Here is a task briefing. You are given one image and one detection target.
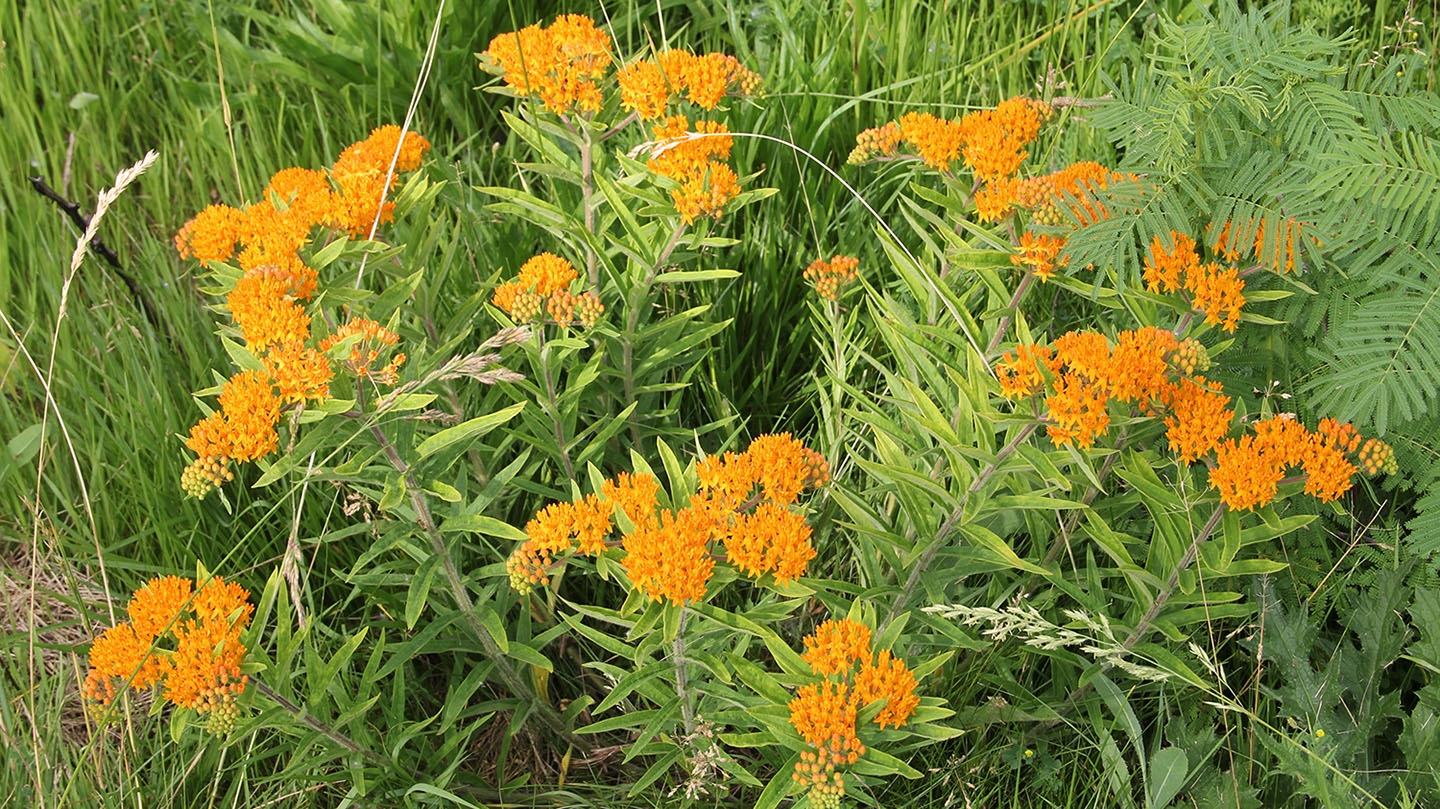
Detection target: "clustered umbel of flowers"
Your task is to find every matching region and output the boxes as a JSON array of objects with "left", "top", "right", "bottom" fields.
[
  {"left": 174, "top": 126, "right": 427, "bottom": 498},
  {"left": 84, "top": 575, "right": 254, "bottom": 736},
  {"left": 491, "top": 252, "right": 605, "bottom": 327},
  {"left": 996, "top": 327, "right": 1394, "bottom": 511},
  {"left": 803, "top": 255, "right": 860, "bottom": 300},
  {"left": 788, "top": 618, "right": 920, "bottom": 809},
  {"left": 506, "top": 434, "right": 830, "bottom": 603},
  {"left": 848, "top": 98, "right": 1135, "bottom": 281},
  {"left": 1143, "top": 231, "right": 1247, "bottom": 333},
  {"left": 479, "top": 15, "right": 762, "bottom": 224}
]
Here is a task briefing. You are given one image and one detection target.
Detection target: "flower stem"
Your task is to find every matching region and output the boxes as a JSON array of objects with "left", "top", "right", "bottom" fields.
[
  {"left": 672, "top": 607, "right": 697, "bottom": 737},
  {"left": 360, "top": 398, "right": 582, "bottom": 749},
  {"left": 537, "top": 332, "right": 577, "bottom": 481},
  {"left": 880, "top": 421, "right": 1039, "bottom": 631}
]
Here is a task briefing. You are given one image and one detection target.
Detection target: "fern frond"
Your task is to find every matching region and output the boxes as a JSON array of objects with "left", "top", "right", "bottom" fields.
[{"left": 1306, "top": 283, "right": 1440, "bottom": 432}]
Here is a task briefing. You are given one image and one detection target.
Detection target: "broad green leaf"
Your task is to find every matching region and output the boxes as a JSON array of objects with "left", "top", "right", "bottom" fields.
[
  {"left": 415, "top": 402, "right": 524, "bottom": 459},
  {"left": 1147, "top": 747, "right": 1189, "bottom": 809}
]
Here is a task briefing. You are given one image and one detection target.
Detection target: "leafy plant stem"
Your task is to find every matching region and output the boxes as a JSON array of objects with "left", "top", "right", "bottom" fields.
[
  {"left": 1029, "top": 503, "right": 1226, "bottom": 741},
  {"left": 580, "top": 124, "right": 599, "bottom": 293},
  {"left": 253, "top": 680, "right": 391, "bottom": 768},
  {"left": 672, "top": 606, "right": 697, "bottom": 738},
  {"left": 621, "top": 225, "right": 683, "bottom": 442},
  {"left": 986, "top": 270, "right": 1036, "bottom": 356},
  {"left": 881, "top": 421, "right": 1040, "bottom": 631},
  {"left": 359, "top": 395, "right": 580, "bottom": 748},
  {"left": 537, "top": 332, "right": 578, "bottom": 481},
  {"left": 1121, "top": 503, "right": 1224, "bottom": 650}
]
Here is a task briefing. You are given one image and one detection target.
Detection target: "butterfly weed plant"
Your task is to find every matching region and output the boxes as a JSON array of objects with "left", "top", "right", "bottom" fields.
[{"left": 67, "top": 2, "right": 1440, "bottom": 806}]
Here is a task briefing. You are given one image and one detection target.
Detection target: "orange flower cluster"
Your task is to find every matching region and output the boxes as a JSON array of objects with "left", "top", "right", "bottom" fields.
[
  {"left": 84, "top": 574, "right": 254, "bottom": 736},
  {"left": 482, "top": 14, "right": 612, "bottom": 114},
  {"left": 1010, "top": 232, "right": 1068, "bottom": 281},
  {"left": 646, "top": 115, "right": 742, "bottom": 224},
  {"left": 1144, "top": 232, "right": 1246, "bottom": 332},
  {"left": 176, "top": 127, "right": 428, "bottom": 498},
  {"left": 789, "top": 618, "right": 920, "bottom": 807},
  {"left": 318, "top": 318, "right": 406, "bottom": 385},
  {"left": 506, "top": 434, "right": 830, "bottom": 603},
  {"left": 803, "top": 255, "right": 860, "bottom": 300},
  {"left": 1209, "top": 416, "right": 1390, "bottom": 510},
  {"left": 491, "top": 252, "right": 605, "bottom": 327},
  {"left": 618, "top": 50, "right": 762, "bottom": 119},
  {"left": 848, "top": 97, "right": 1051, "bottom": 179},
  {"left": 997, "top": 328, "right": 1233, "bottom": 454}
]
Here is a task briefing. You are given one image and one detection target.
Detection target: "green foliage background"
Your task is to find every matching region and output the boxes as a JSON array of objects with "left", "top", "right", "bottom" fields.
[{"left": 3, "top": 0, "right": 1439, "bottom": 807}]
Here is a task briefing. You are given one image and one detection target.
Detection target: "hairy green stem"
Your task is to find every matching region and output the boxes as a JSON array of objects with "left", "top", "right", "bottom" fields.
[
  {"left": 360, "top": 403, "right": 581, "bottom": 748},
  {"left": 581, "top": 125, "right": 598, "bottom": 294},
  {"left": 621, "top": 222, "right": 686, "bottom": 443},
  {"left": 986, "top": 270, "right": 1037, "bottom": 357},
  {"left": 672, "top": 607, "right": 697, "bottom": 737},
  {"left": 881, "top": 421, "right": 1040, "bottom": 631},
  {"left": 537, "top": 333, "right": 577, "bottom": 482},
  {"left": 253, "top": 680, "right": 390, "bottom": 767},
  {"left": 1028, "top": 503, "right": 1226, "bottom": 740}
]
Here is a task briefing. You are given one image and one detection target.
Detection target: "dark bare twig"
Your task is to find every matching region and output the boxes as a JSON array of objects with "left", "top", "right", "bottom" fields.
[{"left": 28, "top": 175, "right": 164, "bottom": 333}]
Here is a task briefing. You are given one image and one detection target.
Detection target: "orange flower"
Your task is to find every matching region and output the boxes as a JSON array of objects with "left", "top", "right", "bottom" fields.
[
  {"left": 1302, "top": 441, "right": 1357, "bottom": 502},
  {"left": 853, "top": 649, "right": 919, "bottom": 729},
  {"left": 897, "top": 112, "right": 964, "bottom": 171},
  {"left": 1210, "top": 435, "right": 1284, "bottom": 511},
  {"left": 996, "top": 343, "right": 1056, "bottom": 399},
  {"left": 617, "top": 59, "right": 672, "bottom": 119},
  {"left": 647, "top": 116, "right": 740, "bottom": 223},
  {"left": 1052, "top": 330, "right": 1112, "bottom": 384},
  {"left": 622, "top": 506, "right": 717, "bottom": 604},
  {"left": 188, "top": 369, "right": 282, "bottom": 464},
  {"left": 482, "top": 14, "right": 612, "bottom": 114},
  {"left": 956, "top": 96, "right": 1051, "bottom": 181},
  {"left": 263, "top": 341, "right": 332, "bottom": 405},
  {"left": 1186, "top": 261, "right": 1245, "bottom": 332},
  {"left": 788, "top": 680, "right": 865, "bottom": 756},
  {"left": 165, "top": 616, "right": 246, "bottom": 711},
  {"left": 1108, "top": 327, "right": 1178, "bottom": 404},
  {"left": 227, "top": 273, "right": 311, "bottom": 351},
  {"left": 801, "top": 619, "right": 873, "bottom": 676},
  {"left": 86, "top": 574, "right": 253, "bottom": 735},
  {"left": 1251, "top": 417, "right": 1312, "bottom": 469},
  {"left": 523, "top": 494, "right": 614, "bottom": 556},
  {"left": 974, "top": 178, "right": 1019, "bottom": 222},
  {"left": 83, "top": 623, "right": 170, "bottom": 705},
  {"left": 803, "top": 255, "right": 860, "bottom": 300},
  {"left": 723, "top": 503, "right": 815, "bottom": 582},
  {"left": 175, "top": 204, "right": 244, "bottom": 262},
  {"left": 1161, "top": 376, "right": 1233, "bottom": 463},
  {"left": 1011, "top": 231, "right": 1067, "bottom": 281},
  {"left": 1144, "top": 232, "right": 1199, "bottom": 294},
  {"left": 1045, "top": 371, "right": 1110, "bottom": 449},
  {"left": 320, "top": 318, "right": 404, "bottom": 383},
  {"left": 127, "top": 576, "right": 193, "bottom": 641},
  {"left": 517, "top": 252, "right": 579, "bottom": 296},
  {"left": 602, "top": 472, "right": 661, "bottom": 532}
]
